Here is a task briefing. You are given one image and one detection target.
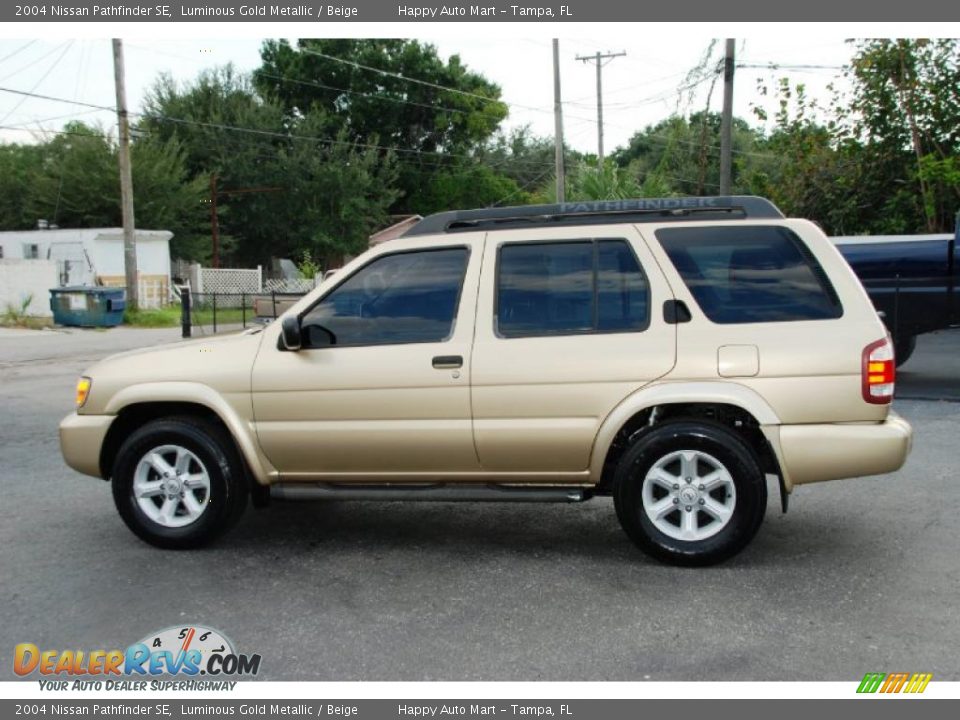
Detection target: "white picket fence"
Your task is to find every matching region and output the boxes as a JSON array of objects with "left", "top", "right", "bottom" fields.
[
  {"left": 263, "top": 277, "right": 318, "bottom": 293},
  {"left": 179, "top": 264, "right": 322, "bottom": 310},
  {"left": 183, "top": 263, "right": 324, "bottom": 296},
  {"left": 187, "top": 264, "right": 262, "bottom": 295}
]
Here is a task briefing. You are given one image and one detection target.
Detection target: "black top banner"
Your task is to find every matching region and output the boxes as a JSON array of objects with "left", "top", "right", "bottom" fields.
[{"left": 4, "top": 0, "right": 960, "bottom": 22}]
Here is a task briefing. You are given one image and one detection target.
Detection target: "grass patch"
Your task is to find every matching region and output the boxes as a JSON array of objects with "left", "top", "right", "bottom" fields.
[
  {"left": 2, "top": 295, "right": 53, "bottom": 329},
  {"left": 3, "top": 294, "right": 35, "bottom": 327},
  {"left": 124, "top": 305, "right": 181, "bottom": 328},
  {"left": 124, "top": 305, "right": 250, "bottom": 329},
  {"left": 0, "top": 316, "right": 53, "bottom": 329},
  {"left": 193, "top": 308, "right": 248, "bottom": 325}
]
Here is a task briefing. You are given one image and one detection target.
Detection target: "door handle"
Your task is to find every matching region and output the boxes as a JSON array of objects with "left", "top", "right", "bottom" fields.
[{"left": 432, "top": 355, "right": 463, "bottom": 369}]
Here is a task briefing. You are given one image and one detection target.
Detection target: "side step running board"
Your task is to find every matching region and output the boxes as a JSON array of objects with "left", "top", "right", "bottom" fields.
[{"left": 270, "top": 483, "right": 590, "bottom": 503}]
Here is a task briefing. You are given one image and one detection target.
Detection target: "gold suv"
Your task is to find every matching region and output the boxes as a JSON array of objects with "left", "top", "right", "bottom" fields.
[{"left": 59, "top": 197, "right": 913, "bottom": 565}]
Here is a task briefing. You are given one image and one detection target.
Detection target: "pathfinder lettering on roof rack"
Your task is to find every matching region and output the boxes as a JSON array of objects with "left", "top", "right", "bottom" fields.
[
  {"left": 559, "top": 197, "right": 724, "bottom": 213},
  {"left": 403, "top": 195, "right": 785, "bottom": 236}
]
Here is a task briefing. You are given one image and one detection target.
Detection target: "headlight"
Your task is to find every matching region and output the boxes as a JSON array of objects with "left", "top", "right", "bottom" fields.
[{"left": 76, "top": 377, "right": 92, "bottom": 408}]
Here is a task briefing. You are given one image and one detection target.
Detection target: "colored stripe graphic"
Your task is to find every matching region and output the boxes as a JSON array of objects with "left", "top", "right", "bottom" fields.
[
  {"left": 904, "top": 673, "right": 933, "bottom": 694},
  {"left": 857, "top": 671, "right": 932, "bottom": 694},
  {"left": 857, "top": 673, "right": 886, "bottom": 693},
  {"left": 881, "top": 672, "right": 910, "bottom": 693}
]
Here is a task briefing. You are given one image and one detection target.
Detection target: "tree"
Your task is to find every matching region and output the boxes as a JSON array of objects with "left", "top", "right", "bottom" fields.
[
  {"left": 0, "top": 142, "right": 44, "bottom": 230},
  {"left": 256, "top": 39, "right": 506, "bottom": 155},
  {"left": 561, "top": 161, "right": 642, "bottom": 201},
  {"left": 613, "top": 112, "right": 765, "bottom": 197},
  {"left": 742, "top": 80, "right": 857, "bottom": 233},
  {"left": 141, "top": 66, "right": 401, "bottom": 265},
  {"left": 255, "top": 39, "right": 508, "bottom": 214},
  {"left": 0, "top": 123, "right": 207, "bottom": 258},
  {"left": 839, "top": 39, "right": 960, "bottom": 232},
  {"left": 406, "top": 161, "right": 529, "bottom": 210},
  {"left": 478, "top": 126, "right": 565, "bottom": 194},
  {"left": 141, "top": 67, "right": 287, "bottom": 262},
  {"left": 745, "top": 40, "right": 960, "bottom": 235}
]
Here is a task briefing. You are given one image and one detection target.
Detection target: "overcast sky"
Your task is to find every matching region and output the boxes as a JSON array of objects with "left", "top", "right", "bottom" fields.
[{"left": 0, "top": 34, "right": 855, "bottom": 154}]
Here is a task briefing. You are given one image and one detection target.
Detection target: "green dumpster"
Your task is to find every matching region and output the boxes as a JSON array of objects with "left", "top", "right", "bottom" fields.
[{"left": 49, "top": 287, "right": 127, "bottom": 327}]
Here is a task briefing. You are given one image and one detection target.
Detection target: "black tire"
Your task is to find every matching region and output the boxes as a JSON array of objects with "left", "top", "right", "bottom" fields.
[
  {"left": 893, "top": 334, "right": 917, "bottom": 368},
  {"left": 613, "top": 420, "right": 766, "bottom": 566},
  {"left": 112, "top": 416, "right": 248, "bottom": 549}
]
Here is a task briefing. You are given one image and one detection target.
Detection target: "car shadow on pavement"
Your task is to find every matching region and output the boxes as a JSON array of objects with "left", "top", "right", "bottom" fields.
[{"left": 213, "top": 495, "right": 887, "bottom": 571}]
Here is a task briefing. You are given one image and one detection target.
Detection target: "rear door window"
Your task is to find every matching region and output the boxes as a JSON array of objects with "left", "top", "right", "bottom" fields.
[
  {"left": 496, "top": 239, "right": 649, "bottom": 337},
  {"left": 655, "top": 226, "right": 842, "bottom": 324}
]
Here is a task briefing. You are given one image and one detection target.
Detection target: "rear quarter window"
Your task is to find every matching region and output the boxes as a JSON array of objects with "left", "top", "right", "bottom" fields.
[{"left": 655, "top": 225, "right": 843, "bottom": 324}]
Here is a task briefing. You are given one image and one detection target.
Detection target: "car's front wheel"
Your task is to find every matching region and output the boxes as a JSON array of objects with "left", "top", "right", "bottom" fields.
[
  {"left": 613, "top": 420, "right": 766, "bottom": 566},
  {"left": 112, "top": 417, "right": 248, "bottom": 549}
]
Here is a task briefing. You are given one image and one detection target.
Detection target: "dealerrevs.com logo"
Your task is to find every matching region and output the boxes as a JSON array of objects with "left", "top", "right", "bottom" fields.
[{"left": 14, "top": 625, "right": 261, "bottom": 689}]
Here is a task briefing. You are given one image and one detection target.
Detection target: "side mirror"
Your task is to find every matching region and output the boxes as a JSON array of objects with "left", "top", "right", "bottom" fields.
[{"left": 280, "top": 315, "right": 302, "bottom": 351}]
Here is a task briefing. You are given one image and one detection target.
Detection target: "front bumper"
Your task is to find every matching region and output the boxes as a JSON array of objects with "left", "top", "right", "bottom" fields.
[
  {"left": 59, "top": 412, "right": 115, "bottom": 479},
  {"left": 777, "top": 411, "right": 913, "bottom": 486}
]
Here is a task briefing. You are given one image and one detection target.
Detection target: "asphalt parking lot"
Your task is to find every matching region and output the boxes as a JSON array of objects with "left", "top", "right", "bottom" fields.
[{"left": 1, "top": 326, "right": 958, "bottom": 681}]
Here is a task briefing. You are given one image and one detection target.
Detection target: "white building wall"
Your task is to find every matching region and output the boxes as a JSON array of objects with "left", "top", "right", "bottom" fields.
[
  {"left": 88, "top": 231, "right": 172, "bottom": 276},
  {"left": 0, "top": 228, "right": 172, "bottom": 277},
  {"left": 0, "top": 259, "right": 58, "bottom": 317}
]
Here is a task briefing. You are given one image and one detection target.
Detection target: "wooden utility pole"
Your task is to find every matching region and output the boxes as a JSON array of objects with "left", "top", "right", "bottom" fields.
[
  {"left": 112, "top": 38, "right": 138, "bottom": 309},
  {"left": 576, "top": 50, "right": 626, "bottom": 164},
  {"left": 552, "top": 39, "right": 565, "bottom": 203},
  {"left": 210, "top": 174, "right": 220, "bottom": 269},
  {"left": 719, "top": 38, "right": 736, "bottom": 196}
]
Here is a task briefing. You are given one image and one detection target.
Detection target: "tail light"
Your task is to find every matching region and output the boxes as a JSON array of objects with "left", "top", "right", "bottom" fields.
[{"left": 862, "top": 338, "right": 895, "bottom": 404}]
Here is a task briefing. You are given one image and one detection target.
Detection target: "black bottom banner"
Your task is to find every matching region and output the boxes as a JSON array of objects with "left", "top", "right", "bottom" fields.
[{"left": 2, "top": 699, "right": 957, "bottom": 720}]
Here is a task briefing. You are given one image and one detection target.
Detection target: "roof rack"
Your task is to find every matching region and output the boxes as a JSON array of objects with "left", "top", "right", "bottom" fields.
[{"left": 402, "top": 196, "right": 784, "bottom": 237}]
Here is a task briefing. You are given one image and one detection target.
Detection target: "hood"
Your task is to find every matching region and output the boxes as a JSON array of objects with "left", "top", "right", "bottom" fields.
[{"left": 79, "top": 329, "right": 266, "bottom": 415}]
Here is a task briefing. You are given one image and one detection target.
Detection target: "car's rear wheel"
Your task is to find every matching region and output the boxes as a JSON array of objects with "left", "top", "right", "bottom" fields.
[
  {"left": 112, "top": 417, "right": 247, "bottom": 549},
  {"left": 613, "top": 420, "right": 766, "bottom": 566}
]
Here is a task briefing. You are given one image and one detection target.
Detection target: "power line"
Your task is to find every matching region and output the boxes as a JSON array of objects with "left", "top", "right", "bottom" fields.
[
  {"left": 0, "top": 42, "right": 74, "bottom": 126},
  {"left": 0, "top": 120, "right": 729, "bottom": 194},
  {"left": 490, "top": 165, "right": 555, "bottom": 207},
  {"left": 128, "top": 42, "right": 446, "bottom": 117},
  {"left": 300, "top": 48, "right": 512, "bottom": 108},
  {"left": 298, "top": 46, "right": 611, "bottom": 128},
  {"left": 254, "top": 70, "right": 474, "bottom": 117},
  {"left": 576, "top": 50, "right": 627, "bottom": 162},
  {"left": 564, "top": 69, "right": 691, "bottom": 103},
  {"left": 0, "top": 41, "right": 72, "bottom": 84},
  {"left": 0, "top": 84, "right": 574, "bottom": 170},
  {"left": 1, "top": 107, "right": 106, "bottom": 128},
  {"left": 0, "top": 86, "right": 112, "bottom": 113},
  {"left": 73, "top": 40, "right": 92, "bottom": 103},
  {"left": 126, "top": 41, "right": 613, "bottom": 134},
  {"left": 124, "top": 41, "right": 613, "bottom": 145},
  {"left": 737, "top": 63, "right": 843, "bottom": 71},
  {"left": 124, "top": 43, "right": 494, "bottom": 122},
  {"left": 0, "top": 73, "right": 779, "bottom": 180},
  {"left": 0, "top": 40, "right": 38, "bottom": 66},
  {"left": 0, "top": 124, "right": 105, "bottom": 138}
]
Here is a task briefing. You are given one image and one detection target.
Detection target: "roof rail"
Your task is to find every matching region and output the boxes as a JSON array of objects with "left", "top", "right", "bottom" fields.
[{"left": 402, "top": 196, "right": 785, "bottom": 237}]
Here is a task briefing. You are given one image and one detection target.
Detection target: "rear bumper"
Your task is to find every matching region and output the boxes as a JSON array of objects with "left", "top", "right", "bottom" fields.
[
  {"left": 777, "top": 411, "right": 912, "bottom": 486},
  {"left": 59, "top": 412, "right": 114, "bottom": 479}
]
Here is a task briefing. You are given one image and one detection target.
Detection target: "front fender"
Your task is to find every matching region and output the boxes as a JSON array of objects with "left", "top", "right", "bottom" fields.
[{"left": 103, "top": 382, "right": 276, "bottom": 485}]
